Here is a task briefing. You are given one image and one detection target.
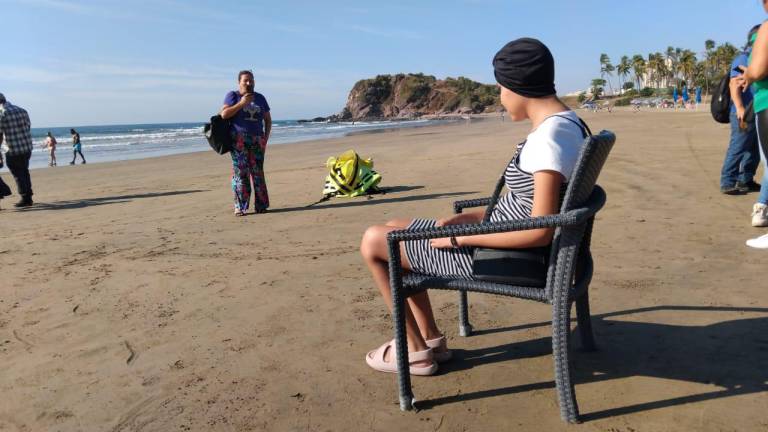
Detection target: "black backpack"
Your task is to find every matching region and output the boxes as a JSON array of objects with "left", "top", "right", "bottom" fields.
[
  {"left": 710, "top": 74, "right": 731, "bottom": 124},
  {"left": 203, "top": 115, "right": 233, "bottom": 155}
]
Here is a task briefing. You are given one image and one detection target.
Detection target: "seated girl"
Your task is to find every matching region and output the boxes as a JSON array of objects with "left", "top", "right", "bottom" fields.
[{"left": 359, "top": 38, "right": 591, "bottom": 375}]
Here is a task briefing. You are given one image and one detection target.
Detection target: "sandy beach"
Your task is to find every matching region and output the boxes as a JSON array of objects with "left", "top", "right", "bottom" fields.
[{"left": 0, "top": 109, "right": 766, "bottom": 431}]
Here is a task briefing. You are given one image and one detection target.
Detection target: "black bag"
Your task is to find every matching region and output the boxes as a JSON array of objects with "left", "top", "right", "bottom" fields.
[
  {"left": 472, "top": 246, "right": 549, "bottom": 287},
  {"left": 710, "top": 74, "right": 731, "bottom": 124},
  {"left": 203, "top": 115, "right": 233, "bottom": 155},
  {"left": 0, "top": 176, "right": 11, "bottom": 198}
]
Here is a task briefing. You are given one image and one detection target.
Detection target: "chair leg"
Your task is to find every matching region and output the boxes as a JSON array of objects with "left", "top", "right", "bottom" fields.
[
  {"left": 575, "top": 293, "right": 597, "bottom": 352},
  {"left": 392, "top": 287, "right": 414, "bottom": 411},
  {"left": 458, "top": 291, "right": 472, "bottom": 336},
  {"left": 552, "top": 300, "right": 580, "bottom": 423}
]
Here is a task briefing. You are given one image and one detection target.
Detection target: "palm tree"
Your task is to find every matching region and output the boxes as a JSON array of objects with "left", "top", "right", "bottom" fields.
[
  {"left": 590, "top": 78, "right": 607, "bottom": 99},
  {"left": 704, "top": 39, "right": 716, "bottom": 94},
  {"left": 713, "top": 43, "right": 739, "bottom": 77},
  {"left": 648, "top": 53, "right": 667, "bottom": 89},
  {"left": 632, "top": 54, "right": 646, "bottom": 91},
  {"left": 617, "top": 56, "right": 631, "bottom": 94},
  {"left": 599, "top": 53, "right": 615, "bottom": 95},
  {"left": 679, "top": 49, "right": 697, "bottom": 87},
  {"left": 665, "top": 46, "right": 678, "bottom": 87}
]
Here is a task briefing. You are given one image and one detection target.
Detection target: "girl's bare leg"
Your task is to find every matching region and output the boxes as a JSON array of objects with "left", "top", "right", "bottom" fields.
[
  {"left": 383, "top": 219, "right": 443, "bottom": 340},
  {"left": 361, "top": 222, "right": 443, "bottom": 363}
]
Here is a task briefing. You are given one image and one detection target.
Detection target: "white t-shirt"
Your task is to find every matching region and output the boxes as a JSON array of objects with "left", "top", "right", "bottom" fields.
[{"left": 518, "top": 110, "right": 587, "bottom": 182}]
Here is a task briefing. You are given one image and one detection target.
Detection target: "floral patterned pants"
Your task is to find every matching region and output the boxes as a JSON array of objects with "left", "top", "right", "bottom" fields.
[{"left": 230, "top": 132, "right": 269, "bottom": 212}]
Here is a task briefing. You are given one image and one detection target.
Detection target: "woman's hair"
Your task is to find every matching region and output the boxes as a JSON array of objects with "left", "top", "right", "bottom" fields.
[
  {"left": 238, "top": 70, "right": 254, "bottom": 81},
  {"left": 47, "top": 131, "right": 52, "bottom": 136},
  {"left": 70, "top": 128, "right": 76, "bottom": 134}
]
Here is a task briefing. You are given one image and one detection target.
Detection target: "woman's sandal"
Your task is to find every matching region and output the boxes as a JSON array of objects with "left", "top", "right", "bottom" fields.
[
  {"left": 426, "top": 335, "right": 453, "bottom": 363},
  {"left": 234, "top": 210, "right": 245, "bottom": 217},
  {"left": 365, "top": 339, "right": 437, "bottom": 376}
]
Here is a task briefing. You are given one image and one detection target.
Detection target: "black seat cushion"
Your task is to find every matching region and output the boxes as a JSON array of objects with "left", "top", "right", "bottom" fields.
[{"left": 471, "top": 246, "right": 549, "bottom": 287}]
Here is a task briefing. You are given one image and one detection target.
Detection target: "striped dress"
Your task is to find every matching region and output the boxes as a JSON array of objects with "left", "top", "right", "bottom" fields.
[{"left": 404, "top": 114, "right": 587, "bottom": 279}]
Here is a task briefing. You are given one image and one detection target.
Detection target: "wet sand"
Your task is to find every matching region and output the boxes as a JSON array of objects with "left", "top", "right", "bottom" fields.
[{"left": 0, "top": 109, "right": 766, "bottom": 431}]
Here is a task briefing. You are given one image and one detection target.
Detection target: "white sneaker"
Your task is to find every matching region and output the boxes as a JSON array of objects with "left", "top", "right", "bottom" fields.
[
  {"left": 746, "top": 233, "right": 768, "bottom": 249},
  {"left": 751, "top": 203, "right": 768, "bottom": 227}
]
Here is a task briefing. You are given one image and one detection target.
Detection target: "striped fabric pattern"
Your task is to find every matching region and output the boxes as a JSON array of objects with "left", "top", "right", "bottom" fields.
[
  {"left": 404, "top": 115, "right": 588, "bottom": 279},
  {"left": 404, "top": 140, "right": 537, "bottom": 278},
  {"left": 404, "top": 218, "right": 475, "bottom": 279}
]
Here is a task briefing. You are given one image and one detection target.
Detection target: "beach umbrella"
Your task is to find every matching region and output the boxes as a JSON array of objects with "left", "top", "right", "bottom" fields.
[
  {"left": 682, "top": 85, "right": 689, "bottom": 102},
  {"left": 695, "top": 87, "right": 702, "bottom": 104},
  {"left": 673, "top": 87, "right": 678, "bottom": 102}
]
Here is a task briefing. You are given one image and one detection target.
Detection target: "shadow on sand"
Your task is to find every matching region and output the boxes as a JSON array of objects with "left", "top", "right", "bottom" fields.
[
  {"left": 268, "top": 186, "right": 477, "bottom": 214},
  {"left": 417, "top": 305, "right": 768, "bottom": 421},
  {"left": 15, "top": 190, "right": 207, "bottom": 211}
]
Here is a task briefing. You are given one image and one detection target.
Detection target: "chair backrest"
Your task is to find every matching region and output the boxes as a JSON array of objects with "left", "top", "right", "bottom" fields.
[
  {"left": 545, "top": 130, "right": 615, "bottom": 299},
  {"left": 560, "top": 130, "right": 615, "bottom": 212}
]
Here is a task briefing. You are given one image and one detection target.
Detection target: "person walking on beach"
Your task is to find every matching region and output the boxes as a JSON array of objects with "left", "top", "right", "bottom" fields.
[
  {"left": 70, "top": 128, "right": 86, "bottom": 165},
  {"left": 220, "top": 70, "right": 272, "bottom": 216},
  {"left": 734, "top": 5, "right": 768, "bottom": 248},
  {"left": 720, "top": 25, "right": 761, "bottom": 196},
  {"left": 360, "top": 38, "right": 593, "bottom": 374},
  {"left": 0, "top": 93, "right": 34, "bottom": 207},
  {"left": 43, "top": 131, "right": 57, "bottom": 166}
]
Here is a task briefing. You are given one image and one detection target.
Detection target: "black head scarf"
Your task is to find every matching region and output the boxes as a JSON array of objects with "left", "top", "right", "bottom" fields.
[{"left": 493, "top": 38, "right": 556, "bottom": 98}]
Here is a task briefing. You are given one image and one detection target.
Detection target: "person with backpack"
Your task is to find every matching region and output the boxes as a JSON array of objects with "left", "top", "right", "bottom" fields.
[
  {"left": 734, "top": 8, "right": 768, "bottom": 247},
  {"left": 220, "top": 70, "right": 272, "bottom": 216},
  {"left": 719, "top": 25, "right": 761, "bottom": 195}
]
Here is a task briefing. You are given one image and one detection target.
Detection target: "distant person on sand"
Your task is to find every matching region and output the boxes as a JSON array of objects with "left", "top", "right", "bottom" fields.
[
  {"left": 734, "top": 6, "right": 768, "bottom": 248},
  {"left": 720, "top": 25, "right": 760, "bottom": 196},
  {"left": 69, "top": 128, "right": 86, "bottom": 165},
  {"left": 220, "top": 70, "right": 272, "bottom": 216},
  {"left": 43, "top": 131, "right": 57, "bottom": 166},
  {"left": 360, "top": 38, "right": 593, "bottom": 375},
  {"left": 0, "top": 93, "right": 34, "bottom": 207}
]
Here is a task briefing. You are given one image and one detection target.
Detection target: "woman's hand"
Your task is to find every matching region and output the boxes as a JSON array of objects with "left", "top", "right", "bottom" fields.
[
  {"left": 430, "top": 236, "right": 456, "bottom": 249},
  {"left": 435, "top": 212, "right": 481, "bottom": 227}
]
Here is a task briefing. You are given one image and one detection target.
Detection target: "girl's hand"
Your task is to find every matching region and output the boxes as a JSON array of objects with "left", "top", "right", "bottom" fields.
[
  {"left": 429, "top": 237, "right": 455, "bottom": 249},
  {"left": 435, "top": 213, "right": 479, "bottom": 227}
]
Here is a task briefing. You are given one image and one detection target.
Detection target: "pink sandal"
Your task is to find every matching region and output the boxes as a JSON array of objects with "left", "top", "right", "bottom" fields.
[
  {"left": 365, "top": 340, "right": 437, "bottom": 376},
  {"left": 426, "top": 335, "right": 453, "bottom": 363}
]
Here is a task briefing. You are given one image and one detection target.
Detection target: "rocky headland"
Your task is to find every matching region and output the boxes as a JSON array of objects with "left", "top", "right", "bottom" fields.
[{"left": 300, "top": 74, "right": 501, "bottom": 122}]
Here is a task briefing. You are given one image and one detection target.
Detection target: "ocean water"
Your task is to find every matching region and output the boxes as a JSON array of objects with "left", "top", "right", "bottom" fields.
[{"left": 24, "top": 119, "right": 448, "bottom": 169}]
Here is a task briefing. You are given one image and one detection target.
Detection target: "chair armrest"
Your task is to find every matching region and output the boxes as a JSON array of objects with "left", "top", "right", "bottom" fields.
[
  {"left": 388, "top": 186, "right": 605, "bottom": 244},
  {"left": 453, "top": 197, "right": 492, "bottom": 214}
]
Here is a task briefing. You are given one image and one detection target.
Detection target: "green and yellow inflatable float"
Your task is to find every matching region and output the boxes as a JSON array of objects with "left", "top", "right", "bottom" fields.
[{"left": 322, "top": 150, "right": 382, "bottom": 198}]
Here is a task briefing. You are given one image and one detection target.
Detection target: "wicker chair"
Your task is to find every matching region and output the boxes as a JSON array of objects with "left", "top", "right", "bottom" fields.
[{"left": 385, "top": 130, "right": 615, "bottom": 423}]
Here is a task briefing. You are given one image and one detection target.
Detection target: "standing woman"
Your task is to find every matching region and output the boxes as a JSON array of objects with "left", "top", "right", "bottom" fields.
[
  {"left": 220, "top": 70, "right": 272, "bottom": 216},
  {"left": 70, "top": 128, "right": 86, "bottom": 165},
  {"left": 735, "top": 1, "right": 768, "bottom": 248}
]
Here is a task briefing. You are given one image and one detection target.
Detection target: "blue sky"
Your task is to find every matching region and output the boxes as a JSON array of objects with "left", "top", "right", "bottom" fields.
[{"left": 1, "top": 0, "right": 765, "bottom": 127}]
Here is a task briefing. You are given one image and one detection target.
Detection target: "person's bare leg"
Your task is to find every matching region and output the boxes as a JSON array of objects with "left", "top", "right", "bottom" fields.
[
  {"left": 381, "top": 220, "right": 443, "bottom": 340},
  {"left": 361, "top": 223, "right": 442, "bottom": 364}
]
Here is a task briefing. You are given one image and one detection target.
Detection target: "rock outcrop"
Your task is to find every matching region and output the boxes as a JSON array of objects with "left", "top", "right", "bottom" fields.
[{"left": 336, "top": 74, "right": 500, "bottom": 120}]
